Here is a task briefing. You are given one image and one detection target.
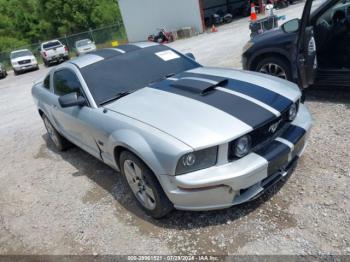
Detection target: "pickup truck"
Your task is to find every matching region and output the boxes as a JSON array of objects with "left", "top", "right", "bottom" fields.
[
  {"left": 39, "top": 40, "right": 69, "bottom": 66},
  {"left": 10, "top": 49, "right": 39, "bottom": 75}
]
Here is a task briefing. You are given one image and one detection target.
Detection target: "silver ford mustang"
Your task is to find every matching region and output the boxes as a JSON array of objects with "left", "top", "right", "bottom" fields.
[{"left": 32, "top": 42, "right": 312, "bottom": 218}]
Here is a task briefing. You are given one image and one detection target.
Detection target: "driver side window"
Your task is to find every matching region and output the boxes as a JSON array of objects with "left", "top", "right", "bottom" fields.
[{"left": 53, "top": 69, "right": 82, "bottom": 97}]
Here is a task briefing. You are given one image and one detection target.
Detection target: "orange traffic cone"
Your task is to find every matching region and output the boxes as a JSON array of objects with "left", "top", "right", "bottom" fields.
[
  {"left": 250, "top": 3, "right": 257, "bottom": 21},
  {"left": 211, "top": 24, "right": 218, "bottom": 33}
]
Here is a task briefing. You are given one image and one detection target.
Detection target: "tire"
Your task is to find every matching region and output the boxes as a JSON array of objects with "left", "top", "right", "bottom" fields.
[
  {"left": 255, "top": 56, "right": 292, "bottom": 81},
  {"left": 42, "top": 115, "right": 72, "bottom": 151},
  {"left": 119, "top": 151, "right": 173, "bottom": 218},
  {"left": 14, "top": 70, "right": 18, "bottom": 76}
]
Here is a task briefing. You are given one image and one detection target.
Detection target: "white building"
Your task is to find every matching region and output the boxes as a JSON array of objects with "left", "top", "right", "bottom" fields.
[{"left": 118, "top": 0, "right": 247, "bottom": 42}]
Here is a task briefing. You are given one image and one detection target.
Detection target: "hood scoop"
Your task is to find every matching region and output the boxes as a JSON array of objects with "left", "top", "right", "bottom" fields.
[{"left": 170, "top": 77, "right": 228, "bottom": 95}]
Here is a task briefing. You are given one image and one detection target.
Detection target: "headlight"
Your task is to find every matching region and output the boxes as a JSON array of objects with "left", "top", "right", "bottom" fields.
[
  {"left": 242, "top": 41, "right": 254, "bottom": 53},
  {"left": 232, "top": 135, "right": 251, "bottom": 158},
  {"left": 176, "top": 146, "right": 218, "bottom": 175},
  {"left": 288, "top": 102, "right": 298, "bottom": 121}
]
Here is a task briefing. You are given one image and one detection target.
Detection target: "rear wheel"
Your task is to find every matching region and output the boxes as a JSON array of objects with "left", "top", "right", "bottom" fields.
[
  {"left": 42, "top": 115, "right": 72, "bottom": 151},
  {"left": 256, "top": 57, "right": 292, "bottom": 81},
  {"left": 119, "top": 151, "right": 173, "bottom": 218}
]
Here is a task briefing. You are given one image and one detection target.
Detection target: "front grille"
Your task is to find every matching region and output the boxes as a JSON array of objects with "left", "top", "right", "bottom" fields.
[
  {"left": 250, "top": 110, "right": 290, "bottom": 149},
  {"left": 18, "top": 60, "right": 31, "bottom": 65}
]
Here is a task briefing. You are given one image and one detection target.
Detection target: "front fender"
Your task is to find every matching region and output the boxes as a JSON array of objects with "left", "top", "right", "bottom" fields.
[
  {"left": 248, "top": 47, "right": 292, "bottom": 69},
  {"left": 106, "top": 128, "right": 191, "bottom": 176}
]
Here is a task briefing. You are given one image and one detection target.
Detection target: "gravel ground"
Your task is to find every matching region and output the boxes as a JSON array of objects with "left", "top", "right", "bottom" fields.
[{"left": 0, "top": 2, "right": 349, "bottom": 256}]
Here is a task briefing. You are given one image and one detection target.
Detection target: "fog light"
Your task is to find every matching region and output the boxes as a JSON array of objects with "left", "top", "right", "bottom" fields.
[
  {"left": 288, "top": 103, "right": 298, "bottom": 121},
  {"left": 233, "top": 135, "right": 251, "bottom": 158}
]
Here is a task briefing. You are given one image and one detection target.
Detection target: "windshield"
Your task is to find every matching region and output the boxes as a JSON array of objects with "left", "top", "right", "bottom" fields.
[
  {"left": 43, "top": 41, "right": 62, "bottom": 49},
  {"left": 312, "top": 0, "right": 328, "bottom": 12},
  {"left": 76, "top": 39, "right": 92, "bottom": 47},
  {"left": 10, "top": 50, "right": 32, "bottom": 59},
  {"left": 80, "top": 45, "right": 200, "bottom": 106}
]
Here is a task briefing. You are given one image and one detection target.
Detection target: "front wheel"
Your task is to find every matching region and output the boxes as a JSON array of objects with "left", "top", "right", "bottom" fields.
[
  {"left": 42, "top": 115, "right": 72, "bottom": 151},
  {"left": 119, "top": 151, "right": 173, "bottom": 218},
  {"left": 255, "top": 57, "right": 292, "bottom": 81}
]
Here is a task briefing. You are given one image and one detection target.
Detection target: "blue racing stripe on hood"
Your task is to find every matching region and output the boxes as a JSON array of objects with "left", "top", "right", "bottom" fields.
[
  {"left": 150, "top": 79, "right": 276, "bottom": 128},
  {"left": 177, "top": 72, "right": 293, "bottom": 113}
]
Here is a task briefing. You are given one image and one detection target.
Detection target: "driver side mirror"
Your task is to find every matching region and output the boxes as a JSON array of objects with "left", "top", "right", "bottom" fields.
[
  {"left": 281, "top": 18, "right": 300, "bottom": 33},
  {"left": 59, "top": 92, "right": 86, "bottom": 108},
  {"left": 185, "top": 52, "right": 196, "bottom": 60}
]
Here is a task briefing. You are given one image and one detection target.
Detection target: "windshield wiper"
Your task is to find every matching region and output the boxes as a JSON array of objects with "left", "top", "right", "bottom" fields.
[{"left": 100, "top": 91, "right": 133, "bottom": 106}]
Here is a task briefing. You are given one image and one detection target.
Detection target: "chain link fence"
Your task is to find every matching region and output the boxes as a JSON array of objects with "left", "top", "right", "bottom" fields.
[{"left": 0, "top": 22, "right": 127, "bottom": 70}]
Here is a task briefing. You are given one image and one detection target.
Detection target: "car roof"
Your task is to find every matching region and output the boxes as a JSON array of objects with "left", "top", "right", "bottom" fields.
[
  {"left": 69, "top": 42, "right": 160, "bottom": 69},
  {"left": 11, "top": 49, "right": 30, "bottom": 54}
]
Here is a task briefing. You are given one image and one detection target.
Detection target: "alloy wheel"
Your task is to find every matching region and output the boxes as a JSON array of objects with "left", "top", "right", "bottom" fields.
[
  {"left": 123, "top": 160, "right": 156, "bottom": 210},
  {"left": 259, "top": 63, "right": 287, "bottom": 79}
]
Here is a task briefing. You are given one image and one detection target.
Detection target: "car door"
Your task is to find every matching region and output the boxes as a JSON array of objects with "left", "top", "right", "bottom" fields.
[
  {"left": 297, "top": 0, "right": 318, "bottom": 88},
  {"left": 51, "top": 68, "right": 101, "bottom": 158}
]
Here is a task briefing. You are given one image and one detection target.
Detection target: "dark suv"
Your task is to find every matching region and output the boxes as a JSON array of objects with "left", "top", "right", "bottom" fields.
[{"left": 242, "top": 0, "right": 350, "bottom": 88}]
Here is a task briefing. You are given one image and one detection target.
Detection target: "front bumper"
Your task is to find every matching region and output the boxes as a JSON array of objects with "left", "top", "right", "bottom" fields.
[
  {"left": 13, "top": 63, "right": 38, "bottom": 71},
  {"left": 158, "top": 103, "right": 312, "bottom": 211}
]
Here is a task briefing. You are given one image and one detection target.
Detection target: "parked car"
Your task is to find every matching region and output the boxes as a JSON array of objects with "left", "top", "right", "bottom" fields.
[
  {"left": 32, "top": 43, "right": 312, "bottom": 218},
  {"left": 0, "top": 63, "right": 7, "bottom": 79},
  {"left": 242, "top": 0, "right": 350, "bottom": 88},
  {"left": 204, "top": 1, "right": 250, "bottom": 23},
  {"left": 10, "top": 49, "right": 39, "bottom": 75},
  {"left": 205, "top": 11, "right": 233, "bottom": 27},
  {"left": 75, "top": 39, "right": 96, "bottom": 56},
  {"left": 40, "top": 40, "right": 69, "bottom": 66}
]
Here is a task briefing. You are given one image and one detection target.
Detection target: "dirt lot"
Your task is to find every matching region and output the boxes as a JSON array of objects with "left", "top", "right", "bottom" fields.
[{"left": 1, "top": 2, "right": 349, "bottom": 256}]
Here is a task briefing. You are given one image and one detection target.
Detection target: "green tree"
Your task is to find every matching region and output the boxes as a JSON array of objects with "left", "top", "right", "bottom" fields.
[
  {"left": 0, "top": 0, "right": 123, "bottom": 53},
  {"left": 37, "top": 0, "right": 121, "bottom": 35}
]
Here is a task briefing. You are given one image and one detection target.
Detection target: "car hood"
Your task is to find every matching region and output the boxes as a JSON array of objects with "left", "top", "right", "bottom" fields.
[
  {"left": 104, "top": 67, "right": 301, "bottom": 149},
  {"left": 11, "top": 56, "right": 35, "bottom": 63}
]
